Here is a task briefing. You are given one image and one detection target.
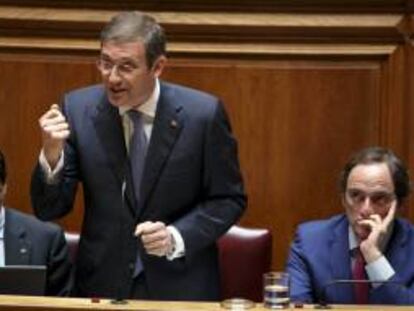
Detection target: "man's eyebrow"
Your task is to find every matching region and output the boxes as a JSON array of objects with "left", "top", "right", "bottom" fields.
[{"left": 348, "top": 188, "right": 393, "bottom": 194}]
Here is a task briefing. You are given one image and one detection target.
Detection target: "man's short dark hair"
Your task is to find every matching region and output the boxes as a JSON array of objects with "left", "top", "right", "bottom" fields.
[
  {"left": 339, "top": 146, "right": 410, "bottom": 204},
  {"left": 0, "top": 149, "right": 6, "bottom": 185},
  {"left": 100, "top": 11, "right": 166, "bottom": 69}
]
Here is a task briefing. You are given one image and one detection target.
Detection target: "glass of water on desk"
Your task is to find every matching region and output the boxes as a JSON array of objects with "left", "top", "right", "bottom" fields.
[{"left": 263, "top": 272, "right": 290, "bottom": 309}]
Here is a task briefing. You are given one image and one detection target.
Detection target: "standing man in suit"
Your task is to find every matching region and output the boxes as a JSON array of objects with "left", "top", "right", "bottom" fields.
[
  {"left": 31, "top": 11, "right": 246, "bottom": 300},
  {"left": 0, "top": 149, "right": 72, "bottom": 296},
  {"left": 287, "top": 147, "right": 414, "bottom": 304}
]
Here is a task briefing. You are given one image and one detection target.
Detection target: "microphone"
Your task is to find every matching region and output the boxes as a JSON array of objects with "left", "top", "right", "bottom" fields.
[
  {"left": 111, "top": 180, "right": 128, "bottom": 305},
  {"left": 315, "top": 279, "right": 408, "bottom": 309}
]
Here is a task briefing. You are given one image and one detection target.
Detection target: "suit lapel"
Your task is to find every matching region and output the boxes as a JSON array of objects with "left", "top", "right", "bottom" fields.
[
  {"left": 92, "top": 94, "right": 136, "bottom": 216},
  {"left": 328, "top": 217, "right": 354, "bottom": 303},
  {"left": 140, "top": 83, "right": 184, "bottom": 214},
  {"left": 4, "top": 209, "right": 31, "bottom": 265}
]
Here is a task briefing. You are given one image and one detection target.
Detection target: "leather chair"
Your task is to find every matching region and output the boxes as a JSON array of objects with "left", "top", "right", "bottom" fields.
[
  {"left": 218, "top": 225, "right": 272, "bottom": 302},
  {"left": 64, "top": 231, "right": 80, "bottom": 263},
  {"left": 65, "top": 226, "right": 272, "bottom": 302}
]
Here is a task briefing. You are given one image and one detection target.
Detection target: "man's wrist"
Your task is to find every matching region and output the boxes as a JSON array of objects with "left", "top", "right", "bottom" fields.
[
  {"left": 43, "top": 145, "right": 63, "bottom": 169},
  {"left": 167, "top": 231, "right": 176, "bottom": 255},
  {"left": 360, "top": 245, "right": 382, "bottom": 264},
  {"left": 39, "top": 149, "right": 64, "bottom": 184},
  {"left": 366, "top": 255, "right": 395, "bottom": 283}
]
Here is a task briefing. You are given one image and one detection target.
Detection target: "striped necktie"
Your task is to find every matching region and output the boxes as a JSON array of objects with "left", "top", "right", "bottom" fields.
[
  {"left": 128, "top": 110, "right": 148, "bottom": 208},
  {"left": 127, "top": 110, "right": 148, "bottom": 277}
]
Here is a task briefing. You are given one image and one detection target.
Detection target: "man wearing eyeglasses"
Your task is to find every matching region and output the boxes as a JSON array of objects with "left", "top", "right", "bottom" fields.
[
  {"left": 31, "top": 11, "right": 246, "bottom": 300},
  {"left": 287, "top": 146, "right": 414, "bottom": 304}
]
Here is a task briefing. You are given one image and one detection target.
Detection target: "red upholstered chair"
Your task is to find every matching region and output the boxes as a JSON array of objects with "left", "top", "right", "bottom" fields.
[
  {"left": 64, "top": 231, "right": 80, "bottom": 263},
  {"left": 64, "top": 227, "right": 272, "bottom": 302},
  {"left": 218, "top": 225, "right": 272, "bottom": 302}
]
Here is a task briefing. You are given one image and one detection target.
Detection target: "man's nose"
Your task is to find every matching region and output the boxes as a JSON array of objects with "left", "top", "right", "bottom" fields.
[
  {"left": 108, "top": 67, "right": 122, "bottom": 82},
  {"left": 359, "top": 197, "right": 374, "bottom": 216}
]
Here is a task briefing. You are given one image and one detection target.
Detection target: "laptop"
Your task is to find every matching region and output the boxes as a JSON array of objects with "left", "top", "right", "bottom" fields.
[{"left": 0, "top": 265, "right": 46, "bottom": 295}]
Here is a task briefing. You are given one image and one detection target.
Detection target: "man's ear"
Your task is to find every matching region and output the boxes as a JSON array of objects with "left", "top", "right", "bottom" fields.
[{"left": 151, "top": 55, "right": 167, "bottom": 78}]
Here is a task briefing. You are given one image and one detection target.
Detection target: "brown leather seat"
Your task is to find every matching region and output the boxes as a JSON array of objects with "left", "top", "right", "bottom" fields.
[
  {"left": 218, "top": 225, "right": 272, "bottom": 302},
  {"left": 65, "top": 226, "right": 272, "bottom": 302}
]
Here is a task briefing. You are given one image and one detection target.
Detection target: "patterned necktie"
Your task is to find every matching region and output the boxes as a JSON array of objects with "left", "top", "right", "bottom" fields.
[
  {"left": 352, "top": 248, "right": 369, "bottom": 304},
  {"left": 128, "top": 110, "right": 148, "bottom": 208},
  {"left": 127, "top": 110, "right": 148, "bottom": 277}
]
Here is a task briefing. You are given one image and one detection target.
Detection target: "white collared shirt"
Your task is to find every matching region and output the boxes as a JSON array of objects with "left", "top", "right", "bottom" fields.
[{"left": 119, "top": 78, "right": 159, "bottom": 152}]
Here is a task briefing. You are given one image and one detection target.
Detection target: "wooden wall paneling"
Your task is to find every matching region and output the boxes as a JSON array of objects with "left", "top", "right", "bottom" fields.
[
  {"left": 0, "top": 54, "right": 98, "bottom": 229},
  {"left": 0, "top": 0, "right": 409, "bottom": 13},
  {"left": 378, "top": 45, "right": 408, "bottom": 159},
  {"left": 374, "top": 12, "right": 412, "bottom": 221},
  {"left": 406, "top": 13, "right": 414, "bottom": 221},
  {"left": 370, "top": 43, "right": 414, "bottom": 223},
  {"left": 0, "top": 4, "right": 410, "bottom": 270},
  {"left": 0, "top": 49, "right": 400, "bottom": 270},
  {"left": 0, "top": 7, "right": 405, "bottom": 45},
  {"left": 163, "top": 47, "right": 396, "bottom": 269}
]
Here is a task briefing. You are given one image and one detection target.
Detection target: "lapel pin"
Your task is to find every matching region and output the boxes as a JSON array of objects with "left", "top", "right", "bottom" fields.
[
  {"left": 170, "top": 120, "right": 178, "bottom": 128},
  {"left": 20, "top": 248, "right": 27, "bottom": 254}
]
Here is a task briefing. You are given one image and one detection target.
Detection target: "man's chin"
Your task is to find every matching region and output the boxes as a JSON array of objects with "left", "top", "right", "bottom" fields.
[
  {"left": 354, "top": 227, "right": 370, "bottom": 241},
  {"left": 108, "top": 96, "right": 126, "bottom": 108},
  {"left": 105, "top": 89, "right": 128, "bottom": 107}
]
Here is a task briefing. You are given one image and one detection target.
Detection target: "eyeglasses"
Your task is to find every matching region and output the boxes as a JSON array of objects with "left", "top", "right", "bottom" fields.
[
  {"left": 345, "top": 189, "right": 396, "bottom": 208},
  {"left": 96, "top": 57, "right": 139, "bottom": 77}
]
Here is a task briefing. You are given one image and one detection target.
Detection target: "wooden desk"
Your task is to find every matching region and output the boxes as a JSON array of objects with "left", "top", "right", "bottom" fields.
[{"left": 0, "top": 296, "right": 411, "bottom": 311}]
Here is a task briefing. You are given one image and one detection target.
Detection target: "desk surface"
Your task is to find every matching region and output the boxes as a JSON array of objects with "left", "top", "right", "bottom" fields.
[{"left": 0, "top": 296, "right": 410, "bottom": 311}]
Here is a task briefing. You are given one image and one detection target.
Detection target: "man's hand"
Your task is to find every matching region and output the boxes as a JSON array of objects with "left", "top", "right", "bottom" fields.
[
  {"left": 39, "top": 104, "right": 70, "bottom": 169},
  {"left": 359, "top": 201, "right": 397, "bottom": 263},
  {"left": 135, "top": 221, "right": 173, "bottom": 257}
]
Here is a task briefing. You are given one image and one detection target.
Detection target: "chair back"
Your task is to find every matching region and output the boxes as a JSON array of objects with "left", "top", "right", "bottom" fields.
[
  {"left": 64, "top": 227, "right": 272, "bottom": 302},
  {"left": 218, "top": 225, "right": 272, "bottom": 302}
]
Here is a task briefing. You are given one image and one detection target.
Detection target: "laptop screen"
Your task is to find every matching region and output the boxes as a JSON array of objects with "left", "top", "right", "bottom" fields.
[{"left": 0, "top": 265, "right": 46, "bottom": 295}]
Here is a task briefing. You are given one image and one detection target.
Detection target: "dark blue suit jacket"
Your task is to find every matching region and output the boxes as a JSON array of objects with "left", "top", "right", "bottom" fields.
[
  {"left": 31, "top": 81, "right": 246, "bottom": 300},
  {"left": 4, "top": 207, "right": 72, "bottom": 296},
  {"left": 287, "top": 214, "right": 414, "bottom": 305}
]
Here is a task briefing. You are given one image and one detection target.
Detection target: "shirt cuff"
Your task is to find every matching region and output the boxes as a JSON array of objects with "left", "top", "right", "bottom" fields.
[
  {"left": 366, "top": 255, "right": 395, "bottom": 287},
  {"left": 166, "top": 226, "right": 185, "bottom": 260},
  {"left": 39, "top": 150, "right": 64, "bottom": 184}
]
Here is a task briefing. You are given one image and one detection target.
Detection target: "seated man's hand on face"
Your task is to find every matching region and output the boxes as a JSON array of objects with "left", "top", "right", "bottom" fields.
[
  {"left": 135, "top": 221, "right": 173, "bottom": 257},
  {"left": 359, "top": 201, "right": 397, "bottom": 263}
]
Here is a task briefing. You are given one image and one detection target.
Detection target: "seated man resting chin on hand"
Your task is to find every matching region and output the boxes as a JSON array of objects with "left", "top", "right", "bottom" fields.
[{"left": 287, "top": 146, "right": 414, "bottom": 305}]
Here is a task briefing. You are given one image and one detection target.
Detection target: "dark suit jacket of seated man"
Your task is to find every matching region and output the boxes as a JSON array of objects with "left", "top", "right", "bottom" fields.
[
  {"left": 2, "top": 207, "right": 73, "bottom": 296},
  {"left": 287, "top": 147, "right": 414, "bottom": 305},
  {"left": 0, "top": 150, "right": 72, "bottom": 296}
]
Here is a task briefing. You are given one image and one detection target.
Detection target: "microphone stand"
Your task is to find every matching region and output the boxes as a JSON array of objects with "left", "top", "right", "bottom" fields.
[{"left": 111, "top": 180, "right": 128, "bottom": 305}]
